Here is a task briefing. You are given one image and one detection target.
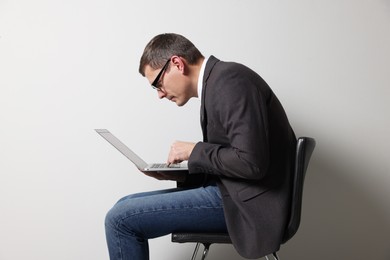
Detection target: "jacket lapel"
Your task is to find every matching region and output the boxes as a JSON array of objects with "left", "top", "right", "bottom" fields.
[{"left": 200, "top": 56, "right": 219, "bottom": 142}]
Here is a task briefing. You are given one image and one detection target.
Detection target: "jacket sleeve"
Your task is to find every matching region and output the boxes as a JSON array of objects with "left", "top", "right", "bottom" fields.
[{"left": 189, "top": 65, "right": 272, "bottom": 181}]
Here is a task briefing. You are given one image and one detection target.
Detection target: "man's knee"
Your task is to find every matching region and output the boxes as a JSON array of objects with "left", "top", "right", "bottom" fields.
[
  {"left": 105, "top": 206, "right": 119, "bottom": 232},
  {"left": 104, "top": 200, "right": 139, "bottom": 233}
]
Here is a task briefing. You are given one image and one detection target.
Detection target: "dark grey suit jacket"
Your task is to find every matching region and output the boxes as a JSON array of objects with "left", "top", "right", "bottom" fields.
[{"left": 188, "top": 56, "right": 296, "bottom": 258}]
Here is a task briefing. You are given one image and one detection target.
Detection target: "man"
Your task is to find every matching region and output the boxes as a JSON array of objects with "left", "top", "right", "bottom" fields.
[{"left": 105, "top": 33, "right": 296, "bottom": 260}]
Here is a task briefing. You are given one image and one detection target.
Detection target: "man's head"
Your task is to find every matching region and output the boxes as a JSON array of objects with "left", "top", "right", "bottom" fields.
[{"left": 139, "top": 33, "right": 204, "bottom": 106}]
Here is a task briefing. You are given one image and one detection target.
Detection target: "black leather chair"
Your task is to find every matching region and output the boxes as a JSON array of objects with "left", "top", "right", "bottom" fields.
[{"left": 171, "top": 137, "right": 316, "bottom": 260}]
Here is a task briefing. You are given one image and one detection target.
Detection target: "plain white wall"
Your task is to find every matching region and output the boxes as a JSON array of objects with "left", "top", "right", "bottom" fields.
[{"left": 1, "top": 0, "right": 389, "bottom": 259}]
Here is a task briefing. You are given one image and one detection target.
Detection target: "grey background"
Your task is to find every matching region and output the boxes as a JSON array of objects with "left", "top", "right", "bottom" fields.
[{"left": 1, "top": 0, "right": 389, "bottom": 259}]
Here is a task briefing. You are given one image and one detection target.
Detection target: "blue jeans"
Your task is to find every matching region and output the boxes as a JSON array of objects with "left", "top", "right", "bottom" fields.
[{"left": 105, "top": 184, "right": 227, "bottom": 260}]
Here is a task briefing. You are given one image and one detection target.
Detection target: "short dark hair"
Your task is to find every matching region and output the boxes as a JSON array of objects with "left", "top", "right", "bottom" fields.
[{"left": 139, "top": 33, "right": 204, "bottom": 76}]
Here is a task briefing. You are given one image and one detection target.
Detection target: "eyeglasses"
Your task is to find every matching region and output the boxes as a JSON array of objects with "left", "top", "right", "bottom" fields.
[{"left": 151, "top": 59, "right": 170, "bottom": 90}]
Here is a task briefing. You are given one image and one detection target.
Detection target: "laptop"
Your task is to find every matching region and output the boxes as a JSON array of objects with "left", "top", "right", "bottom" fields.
[{"left": 95, "top": 129, "right": 188, "bottom": 172}]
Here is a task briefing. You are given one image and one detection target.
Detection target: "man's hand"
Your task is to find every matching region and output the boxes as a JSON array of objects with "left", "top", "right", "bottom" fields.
[
  {"left": 167, "top": 141, "right": 196, "bottom": 165},
  {"left": 140, "top": 140, "right": 195, "bottom": 182}
]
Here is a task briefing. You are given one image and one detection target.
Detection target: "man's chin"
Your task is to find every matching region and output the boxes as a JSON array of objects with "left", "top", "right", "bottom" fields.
[
  {"left": 175, "top": 98, "right": 191, "bottom": 107},
  {"left": 170, "top": 98, "right": 184, "bottom": 107}
]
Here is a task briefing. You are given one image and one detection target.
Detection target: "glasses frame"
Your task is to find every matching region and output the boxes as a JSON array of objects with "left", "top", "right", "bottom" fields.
[{"left": 151, "top": 59, "right": 171, "bottom": 90}]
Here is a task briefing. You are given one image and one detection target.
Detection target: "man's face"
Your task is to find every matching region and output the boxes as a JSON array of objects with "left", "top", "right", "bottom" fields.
[{"left": 144, "top": 60, "right": 193, "bottom": 107}]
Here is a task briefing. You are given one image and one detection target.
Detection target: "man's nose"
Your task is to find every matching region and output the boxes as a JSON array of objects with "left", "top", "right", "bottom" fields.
[{"left": 157, "top": 90, "right": 166, "bottom": 99}]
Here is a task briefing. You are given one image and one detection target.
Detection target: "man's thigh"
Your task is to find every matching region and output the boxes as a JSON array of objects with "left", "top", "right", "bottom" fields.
[{"left": 106, "top": 185, "right": 227, "bottom": 239}]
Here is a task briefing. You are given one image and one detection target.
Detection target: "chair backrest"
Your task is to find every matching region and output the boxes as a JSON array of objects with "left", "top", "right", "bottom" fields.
[{"left": 282, "top": 137, "right": 316, "bottom": 243}]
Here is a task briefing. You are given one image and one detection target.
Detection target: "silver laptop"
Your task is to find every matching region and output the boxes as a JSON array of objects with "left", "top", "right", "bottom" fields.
[{"left": 95, "top": 129, "right": 188, "bottom": 172}]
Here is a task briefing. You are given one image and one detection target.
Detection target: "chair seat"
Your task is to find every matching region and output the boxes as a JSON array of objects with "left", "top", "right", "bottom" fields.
[{"left": 172, "top": 232, "right": 232, "bottom": 244}]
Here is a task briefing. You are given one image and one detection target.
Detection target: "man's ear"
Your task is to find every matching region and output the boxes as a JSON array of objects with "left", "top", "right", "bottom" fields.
[{"left": 171, "top": 56, "right": 186, "bottom": 74}]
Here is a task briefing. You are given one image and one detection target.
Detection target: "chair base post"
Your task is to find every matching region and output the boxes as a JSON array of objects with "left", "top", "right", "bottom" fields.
[
  {"left": 201, "top": 244, "right": 210, "bottom": 260},
  {"left": 265, "top": 252, "right": 279, "bottom": 260},
  {"left": 191, "top": 243, "right": 211, "bottom": 260}
]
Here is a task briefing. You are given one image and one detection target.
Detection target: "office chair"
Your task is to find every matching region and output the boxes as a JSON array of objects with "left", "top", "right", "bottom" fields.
[{"left": 171, "top": 137, "right": 316, "bottom": 260}]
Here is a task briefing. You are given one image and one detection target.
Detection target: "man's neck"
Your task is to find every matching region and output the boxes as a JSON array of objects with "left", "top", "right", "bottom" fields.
[{"left": 188, "top": 57, "right": 205, "bottom": 98}]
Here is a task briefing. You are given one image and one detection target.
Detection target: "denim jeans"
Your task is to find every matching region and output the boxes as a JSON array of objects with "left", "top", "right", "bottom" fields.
[{"left": 105, "top": 184, "right": 227, "bottom": 260}]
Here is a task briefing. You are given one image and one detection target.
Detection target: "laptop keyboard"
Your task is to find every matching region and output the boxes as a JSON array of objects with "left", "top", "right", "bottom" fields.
[{"left": 150, "top": 163, "right": 181, "bottom": 168}]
